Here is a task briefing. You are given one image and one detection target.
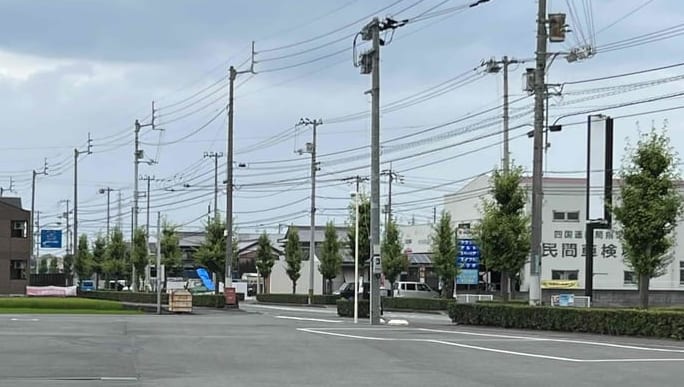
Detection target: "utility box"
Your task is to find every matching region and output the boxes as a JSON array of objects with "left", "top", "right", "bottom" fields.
[{"left": 169, "top": 290, "right": 192, "bottom": 313}]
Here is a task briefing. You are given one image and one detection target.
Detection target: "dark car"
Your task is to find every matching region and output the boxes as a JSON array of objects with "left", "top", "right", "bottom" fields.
[{"left": 334, "top": 282, "right": 370, "bottom": 300}]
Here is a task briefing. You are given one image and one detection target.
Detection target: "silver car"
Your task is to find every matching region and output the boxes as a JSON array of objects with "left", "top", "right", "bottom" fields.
[{"left": 392, "top": 281, "right": 439, "bottom": 298}]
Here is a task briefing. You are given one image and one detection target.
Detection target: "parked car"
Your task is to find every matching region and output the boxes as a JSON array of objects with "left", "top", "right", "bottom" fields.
[
  {"left": 79, "top": 279, "right": 95, "bottom": 292},
  {"left": 392, "top": 281, "right": 439, "bottom": 298},
  {"left": 334, "top": 282, "right": 370, "bottom": 300}
]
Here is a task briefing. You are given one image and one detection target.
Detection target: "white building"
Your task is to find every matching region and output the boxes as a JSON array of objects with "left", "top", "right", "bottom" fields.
[
  {"left": 444, "top": 175, "right": 684, "bottom": 292},
  {"left": 397, "top": 224, "right": 433, "bottom": 254}
]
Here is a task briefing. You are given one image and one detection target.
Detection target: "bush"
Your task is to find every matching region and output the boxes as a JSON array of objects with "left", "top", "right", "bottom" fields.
[
  {"left": 192, "top": 294, "right": 226, "bottom": 308},
  {"left": 337, "top": 299, "right": 369, "bottom": 318},
  {"left": 383, "top": 297, "right": 452, "bottom": 311},
  {"left": 257, "top": 294, "right": 309, "bottom": 304},
  {"left": 312, "top": 294, "right": 339, "bottom": 305},
  {"left": 0, "top": 297, "right": 124, "bottom": 310},
  {"left": 82, "top": 291, "right": 226, "bottom": 308},
  {"left": 448, "top": 303, "right": 684, "bottom": 340}
]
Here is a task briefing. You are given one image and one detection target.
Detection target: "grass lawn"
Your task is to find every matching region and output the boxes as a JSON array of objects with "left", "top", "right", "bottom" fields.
[{"left": 0, "top": 297, "right": 143, "bottom": 314}]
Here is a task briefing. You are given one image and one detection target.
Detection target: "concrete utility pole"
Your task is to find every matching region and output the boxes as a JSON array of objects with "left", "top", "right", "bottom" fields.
[
  {"left": 356, "top": 17, "right": 407, "bottom": 324},
  {"left": 483, "top": 56, "right": 525, "bottom": 173},
  {"left": 0, "top": 177, "right": 14, "bottom": 197},
  {"left": 298, "top": 118, "right": 322, "bottom": 303},
  {"left": 139, "top": 175, "right": 156, "bottom": 240},
  {"left": 343, "top": 175, "right": 369, "bottom": 195},
  {"left": 156, "top": 211, "right": 162, "bottom": 315},
  {"left": 381, "top": 165, "right": 404, "bottom": 226},
  {"left": 133, "top": 101, "right": 157, "bottom": 292},
  {"left": 30, "top": 160, "right": 48, "bottom": 278},
  {"left": 204, "top": 151, "right": 224, "bottom": 220},
  {"left": 60, "top": 200, "right": 70, "bottom": 256},
  {"left": 226, "top": 43, "right": 255, "bottom": 292},
  {"left": 529, "top": 0, "right": 548, "bottom": 306},
  {"left": 73, "top": 134, "right": 93, "bottom": 284},
  {"left": 117, "top": 191, "right": 123, "bottom": 231},
  {"left": 99, "top": 187, "right": 114, "bottom": 239}
]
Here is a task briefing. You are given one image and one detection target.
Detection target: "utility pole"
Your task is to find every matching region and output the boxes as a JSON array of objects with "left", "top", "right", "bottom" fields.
[
  {"left": 73, "top": 134, "right": 92, "bottom": 285},
  {"left": 99, "top": 187, "right": 114, "bottom": 239},
  {"left": 298, "top": 118, "right": 322, "bottom": 304},
  {"left": 60, "top": 200, "right": 70, "bottom": 256},
  {"left": 30, "top": 160, "right": 48, "bottom": 279},
  {"left": 204, "top": 151, "right": 224, "bottom": 220},
  {"left": 356, "top": 17, "right": 407, "bottom": 324},
  {"left": 156, "top": 211, "right": 162, "bottom": 315},
  {"left": 35, "top": 210, "right": 41, "bottom": 262},
  {"left": 381, "top": 165, "right": 404, "bottom": 226},
  {"left": 139, "top": 175, "right": 156, "bottom": 240},
  {"left": 483, "top": 56, "right": 526, "bottom": 172},
  {"left": 133, "top": 101, "right": 158, "bottom": 292},
  {"left": 117, "top": 191, "right": 123, "bottom": 231},
  {"left": 343, "top": 175, "right": 369, "bottom": 195},
  {"left": 529, "top": 0, "right": 548, "bottom": 306},
  {"left": 0, "top": 177, "right": 14, "bottom": 197},
  {"left": 226, "top": 42, "right": 255, "bottom": 292}
]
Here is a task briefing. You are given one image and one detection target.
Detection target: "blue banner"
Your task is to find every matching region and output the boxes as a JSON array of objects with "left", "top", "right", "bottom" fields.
[
  {"left": 196, "top": 268, "right": 215, "bottom": 291},
  {"left": 40, "top": 229, "right": 62, "bottom": 249},
  {"left": 456, "top": 239, "right": 480, "bottom": 285}
]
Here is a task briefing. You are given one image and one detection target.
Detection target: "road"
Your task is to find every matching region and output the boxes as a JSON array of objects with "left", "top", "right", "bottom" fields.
[{"left": 1, "top": 304, "right": 683, "bottom": 386}]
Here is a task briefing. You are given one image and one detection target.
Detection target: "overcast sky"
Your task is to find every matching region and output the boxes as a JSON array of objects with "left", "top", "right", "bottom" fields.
[{"left": 2, "top": 0, "right": 683, "bottom": 253}]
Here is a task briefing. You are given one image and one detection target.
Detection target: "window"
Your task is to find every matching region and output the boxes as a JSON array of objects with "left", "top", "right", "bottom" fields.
[
  {"left": 405, "top": 283, "right": 416, "bottom": 291},
  {"left": 417, "top": 283, "right": 430, "bottom": 292},
  {"left": 10, "top": 260, "right": 26, "bottom": 280},
  {"left": 680, "top": 262, "right": 684, "bottom": 285},
  {"left": 624, "top": 271, "right": 637, "bottom": 285},
  {"left": 553, "top": 211, "right": 565, "bottom": 221},
  {"left": 11, "top": 220, "right": 27, "bottom": 238},
  {"left": 566, "top": 211, "right": 580, "bottom": 221},
  {"left": 551, "top": 270, "right": 578, "bottom": 280}
]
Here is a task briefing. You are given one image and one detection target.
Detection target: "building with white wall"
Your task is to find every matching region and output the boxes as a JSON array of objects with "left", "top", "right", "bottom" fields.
[{"left": 444, "top": 175, "right": 684, "bottom": 292}]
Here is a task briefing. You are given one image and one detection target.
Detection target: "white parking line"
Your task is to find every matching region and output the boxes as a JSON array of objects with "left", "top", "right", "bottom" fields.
[
  {"left": 276, "top": 316, "right": 342, "bottom": 323},
  {"left": 9, "top": 318, "right": 40, "bottom": 322}
]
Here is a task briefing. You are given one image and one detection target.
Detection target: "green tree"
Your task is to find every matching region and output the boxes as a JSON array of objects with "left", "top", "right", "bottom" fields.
[
  {"left": 92, "top": 235, "right": 107, "bottom": 290},
  {"left": 255, "top": 232, "right": 276, "bottom": 294},
  {"left": 382, "top": 220, "right": 409, "bottom": 293},
  {"left": 474, "top": 165, "right": 531, "bottom": 301},
  {"left": 431, "top": 210, "right": 458, "bottom": 299},
  {"left": 347, "top": 194, "right": 370, "bottom": 270},
  {"left": 161, "top": 219, "right": 182, "bottom": 279},
  {"left": 48, "top": 257, "right": 59, "bottom": 273},
  {"left": 38, "top": 257, "right": 48, "bottom": 274},
  {"left": 284, "top": 226, "right": 302, "bottom": 294},
  {"left": 194, "top": 217, "right": 226, "bottom": 289},
  {"left": 612, "top": 128, "right": 683, "bottom": 308},
  {"left": 74, "top": 234, "right": 92, "bottom": 282},
  {"left": 104, "top": 227, "right": 127, "bottom": 290},
  {"left": 63, "top": 254, "right": 74, "bottom": 285},
  {"left": 131, "top": 227, "right": 148, "bottom": 291},
  {"left": 319, "top": 221, "right": 342, "bottom": 295}
]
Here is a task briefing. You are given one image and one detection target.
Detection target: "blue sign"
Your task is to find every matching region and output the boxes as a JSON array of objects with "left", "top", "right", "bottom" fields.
[
  {"left": 196, "top": 268, "right": 215, "bottom": 291},
  {"left": 40, "top": 229, "right": 62, "bottom": 249},
  {"left": 456, "top": 239, "right": 480, "bottom": 285},
  {"left": 558, "top": 294, "right": 575, "bottom": 307}
]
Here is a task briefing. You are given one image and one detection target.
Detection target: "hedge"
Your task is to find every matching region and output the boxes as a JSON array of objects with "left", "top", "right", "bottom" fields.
[
  {"left": 256, "top": 293, "right": 339, "bottom": 305},
  {"left": 337, "top": 299, "right": 369, "bottom": 318},
  {"left": 81, "top": 291, "right": 226, "bottom": 308},
  {"left": 448, "top": 303, "right": 684, "bottom": 340},
  {"left": 383, "top": 297, "right": 452, "bottom": 311},
  {"left": 0, "top": 297, "right": 124, "bottom": 310}
]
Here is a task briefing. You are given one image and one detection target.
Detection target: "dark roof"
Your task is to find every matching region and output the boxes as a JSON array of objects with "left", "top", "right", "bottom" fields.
[
  {"left": 0, "top": 197, "right": 23, "bottom": 209},
  {"left": 409, "top": 253, "right": 432, "bottom": 265}
]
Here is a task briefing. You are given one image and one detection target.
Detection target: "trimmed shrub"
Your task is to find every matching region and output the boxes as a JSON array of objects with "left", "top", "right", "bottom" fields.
[
  {"left": 383, "top": 297, "right": 452, "bottom": 311},
  {"left": 337, "top": 299, "right": 369, "bottom": 318},
  {"left": 257, "top": 294, "right": 309, "bottom": 304},
  {"left": 82, "top": 291, "right": 226, "bottom": 308},
  {"left": 312, "top": 295, "right": 339, "bottom": 305},
  {"left": 192, "top": 294, "right": 226, "bottom": 308},
  {"left": 0, "top": 297, "right": 124, "bottom": 310},
  {"left": 448, "top": 303, "right": 684, "bottom": 340}
]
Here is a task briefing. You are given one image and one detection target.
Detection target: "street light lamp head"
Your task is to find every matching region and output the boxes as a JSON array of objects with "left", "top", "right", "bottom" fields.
[{"left": 549, "top": 124, "right": 563, "bottom": 132}]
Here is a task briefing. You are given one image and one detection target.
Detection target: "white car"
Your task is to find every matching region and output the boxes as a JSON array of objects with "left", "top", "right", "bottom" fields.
[{"left": 392, "top": 281, "right": 439, "bottom": 298}]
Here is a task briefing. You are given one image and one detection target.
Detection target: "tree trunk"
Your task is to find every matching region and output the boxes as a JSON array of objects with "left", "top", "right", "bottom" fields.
[
  {"left": 442, "top": 277, "right": 454, "bottom": 299},
  {"left": 95, "top": 273, "right": 100, "bottom": 290},
  {"left": 639, "top": 273, "right": 650, "bottom": 309},
  {"left": 292, "top": 282, "right": 296, "bottom": 295},
  {"left": 506, "top": 274, "right": 513, "bottom": 302},
  {"left": 501, "top": 271, "right": 510, "bottom": 301}
]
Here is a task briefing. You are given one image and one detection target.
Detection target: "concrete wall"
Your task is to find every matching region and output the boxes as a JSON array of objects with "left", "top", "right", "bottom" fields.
[
  {"left": 518, "top": 289, "right": 684, "bottom": 308},
  {"left": 268, "top": 255, "right": 323, "bottom": 295}
]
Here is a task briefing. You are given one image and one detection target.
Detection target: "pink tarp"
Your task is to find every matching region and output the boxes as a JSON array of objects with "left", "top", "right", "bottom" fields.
[{"left": 26, "top": 285, "right": 78, "bottom": 297}]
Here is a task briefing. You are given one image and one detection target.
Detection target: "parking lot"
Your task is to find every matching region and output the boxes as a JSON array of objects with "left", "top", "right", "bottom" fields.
[{"left": 1, "top": 307, "right": 683, "bottom": 386}]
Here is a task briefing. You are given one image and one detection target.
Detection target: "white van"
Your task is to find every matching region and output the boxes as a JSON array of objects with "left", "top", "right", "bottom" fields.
[{"left": 392, "top": 281, "right": 439, "bottom": 298}]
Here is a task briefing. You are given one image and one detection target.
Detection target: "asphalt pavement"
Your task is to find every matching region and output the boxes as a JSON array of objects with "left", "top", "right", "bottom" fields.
[{"left": 1, "top": 304, "right": 683, "bottom": 386}]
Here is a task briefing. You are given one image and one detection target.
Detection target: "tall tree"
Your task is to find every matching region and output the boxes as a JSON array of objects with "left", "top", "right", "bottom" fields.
[
  {"left": 347, "top": 195, "right": 371, "bottom": 270},
  {"left": 431, "top": 210, "right": 458, "bottom": 299},
  {"left": 48, "top": 257, "right": 59, "bottom": 273},
  {"left": 193, "top": 217, "right": 226, "bottom": 287},
  {"left": 284, "top": 226, "right": 302, "bottom": 294},
  {"left": 74, "top": 234, "right": 92, "bottom": 282},
  {"left": 255, "top": 232, "right": 276, "bottom": 294},
  {"left": 104, "top": 227, "right": 127, "bottom": 290},
  {"left": 474, "top": 165, "right": 531, "bottom": 301},
  {"left": 612, "top": 128, "right": 683, "bottom": 308},
  {"left": 319, "top": 221, "right": 342, "bottom": 295},
  {"left": 160, "top": 219, "right": 182, "bottom": 279},
  {"left": 38, "top": 257, "right": 48, "bottom": 274},
  {"left": 63, "top": 254, "right": 74, "bottom": 285},
  {"left": 131, "top": 227, "right": 148, "bottom": 291},
  {"left": 92, "top": 235, "right": 107, "bottom": 290},
  {"left": 382, "top": 220, "right": 409, "bottom": 293}
]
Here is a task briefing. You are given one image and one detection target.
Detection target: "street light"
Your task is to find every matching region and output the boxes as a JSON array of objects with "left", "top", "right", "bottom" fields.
[{"left": 351, "top": 190, "right": 360, "bottom": 324}]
